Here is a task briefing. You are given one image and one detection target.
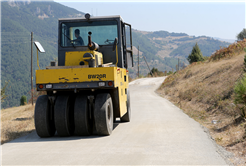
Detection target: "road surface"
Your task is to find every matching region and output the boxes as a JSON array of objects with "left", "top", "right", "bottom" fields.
[{"left": 2, "top": 77, "right": 229, "bottom": 165}]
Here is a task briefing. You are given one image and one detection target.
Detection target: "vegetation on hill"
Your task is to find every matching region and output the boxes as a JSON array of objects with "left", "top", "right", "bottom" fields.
[
  {"left": 1, "top": 81, "right": 9, "bottom": 102},
  {"left": 169, "top": 38, "right": 227, "bottom": 58},
  {"left": 147, "top": 67, "right": 166, "bottom": 77},
  {"left": 130, "top": 30, "right": 230, "bottom": 79},
  {"left": 146, "top": 30, "right": 188, "bottom": 38},
  {"left": 234, "top": 47, "right": 246, "bottom": 119},
  {"left": 157, "top": 40, "right": 246, "bottom": 165},
  {"left": 209, "top": 39, "right": 246, "bottom": 61}
]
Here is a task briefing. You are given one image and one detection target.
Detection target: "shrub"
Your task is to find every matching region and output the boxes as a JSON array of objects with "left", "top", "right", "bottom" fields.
[
  {"left": 20, "top": 95, "right": 27, "bottom": 106},
  {"left": 1, "top": 80, "right": 9, "bottom": 102},
  {"left": 243, "top": 48, "right": 246, "bottom": 72},
  {"left": 234, "top": 75, "right": 246, "bottom": 118},
  {"left": 148, "top": 67, "right": 165, "bottom": 77}
]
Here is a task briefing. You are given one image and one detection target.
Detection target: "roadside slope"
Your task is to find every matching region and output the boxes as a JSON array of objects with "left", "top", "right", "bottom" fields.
[
  {"left": 1, "top": 104, "right": 35, "bottom": 144},
  {"left": 157, "top": 41, "right": 246, "bottom": 165}
]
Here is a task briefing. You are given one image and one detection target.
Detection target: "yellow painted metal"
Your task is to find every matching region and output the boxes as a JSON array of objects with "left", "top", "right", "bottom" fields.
[
  {"left": 36, "top": 66, "right": 129, "bottom": 117},
  {"left": 36, "top": 67, "right": 115, "bottom": 84},
  {"left": 65, "top": 51, "right": 103, "bottom": 66},
  {"left": 115, "top": 68, "right": 128, "bottom": 116}
]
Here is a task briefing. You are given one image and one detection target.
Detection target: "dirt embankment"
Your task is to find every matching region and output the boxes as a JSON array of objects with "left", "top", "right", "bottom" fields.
[
  {"left": 157, "top": 49, "right": 246, "bottom": 165},
  {"left": 1, "top": 104, "right": 35, "bottom": 144}
]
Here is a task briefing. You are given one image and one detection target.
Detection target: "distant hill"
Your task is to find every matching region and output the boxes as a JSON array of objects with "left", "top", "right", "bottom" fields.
[
  {"left": 1, "top": 1, "right": 230, "bottom": 108},
  {"left": 130, "top": 30, "right": 230, "bottom": 78},
  {"left": 213, "top": 37, "right": 236, "bottom": 43}
]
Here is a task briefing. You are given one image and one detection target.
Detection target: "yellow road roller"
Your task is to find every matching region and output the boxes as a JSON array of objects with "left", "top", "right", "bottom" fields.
[{"left": 34, "top": 14, "right": 133, "bottom": 137}]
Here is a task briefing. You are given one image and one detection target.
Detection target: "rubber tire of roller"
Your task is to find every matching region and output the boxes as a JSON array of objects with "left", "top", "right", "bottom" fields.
[
  {"left": 54, "top": 95, "right": 74, "bottom": 136},
  {"left": 74, "top": 94, "right": 93, "bottom": 136},
  {"left": 94, "top": 93, "right": 113, "bottom": 136},
  {"left": 35, "top": 95, "right": 56, "bottom": 137}
]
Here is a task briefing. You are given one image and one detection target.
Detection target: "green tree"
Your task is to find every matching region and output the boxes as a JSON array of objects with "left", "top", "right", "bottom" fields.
[
  {"left": 234, "top": 75, "right": 246, "bottom": 118},
  {"left": 1, "top": 81, "right": 9, "bottom": 102},
  {"left": 237, "top": 28, "right": 246, "bottom": 41},
  {"left": 243, "top": 48, "right": 246, "bottom": 72},
  {"left": 20, "top": 95, "right": 27, "bottom": 106},
  {"left": 187, "top": 43, "right": 204, "bottom": 64},
  {"left": 150, "top": 67, "right": 158, "bottom": 74},
  {"left": 148, "top": 67, "right": 164, "bottom": 76}
]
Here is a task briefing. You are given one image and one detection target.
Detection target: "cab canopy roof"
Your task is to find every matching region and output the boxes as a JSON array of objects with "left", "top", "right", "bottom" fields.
[{"left": 59, "top": 15, "right": 123, "bottom": 22}]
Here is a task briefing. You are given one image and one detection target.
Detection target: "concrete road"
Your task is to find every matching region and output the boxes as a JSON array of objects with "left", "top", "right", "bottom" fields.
[{"left": 2, "top": 77, "right": 229, "bottom": 165}]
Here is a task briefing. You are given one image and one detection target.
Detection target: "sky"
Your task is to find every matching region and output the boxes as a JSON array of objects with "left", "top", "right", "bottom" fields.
[{"left": 55, "top": 0, "right": 246, "bottom": 40}]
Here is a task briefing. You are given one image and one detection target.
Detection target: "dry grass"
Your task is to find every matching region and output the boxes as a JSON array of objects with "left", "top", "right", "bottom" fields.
[
  {"left": 1, "top": 104, "right": 35, "bottom": 144},
  {"left": 209, "top": 39, "right": 246, "bottom": 61},
  {"left": 157, "top": 49, "right": 246, "bottom": 165}
]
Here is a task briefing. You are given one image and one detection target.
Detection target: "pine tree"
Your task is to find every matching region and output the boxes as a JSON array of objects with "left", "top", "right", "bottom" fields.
[
  {"left": 187, "top": 43, "right": 204, "bottom": 64},
  {"left": 237, "top": 28, "right": 246, "bottom": 41}
]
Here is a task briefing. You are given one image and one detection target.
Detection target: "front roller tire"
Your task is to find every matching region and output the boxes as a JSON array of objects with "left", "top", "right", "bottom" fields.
[
  {"left": 74, "top": 94, "right": 93, "bottom": 136},
  {"left": 94, "top": 93, "right": 113, "bottom": 136},
  {"left": 35, "top": 95, "right": 56, "bottom": 137},
  {"left": 54, "top": 95, "right": 74, "bottom": 136}
]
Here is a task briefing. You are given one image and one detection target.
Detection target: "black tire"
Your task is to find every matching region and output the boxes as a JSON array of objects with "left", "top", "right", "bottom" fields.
[
  {"left": 35, "top": 95, "right": 56, "bottom": 137},
  {"left": 54, "top": 95, "right": 74, "bottom": 136},
  {"left": 74, "top": 94, "right": 93, "bottom": 136},
  {"left": 94, "top": 93, "right": 113, "bottom": 136},
  {"left": 121, "top": 89, "right": 131, "bottom": 122}
]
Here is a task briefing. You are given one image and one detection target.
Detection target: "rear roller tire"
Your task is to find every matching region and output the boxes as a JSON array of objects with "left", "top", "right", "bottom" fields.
[
  {"left": 121, "top": 89, "right": 131, "bottom": 122},
  {"left": 94, "top": 93, "right": 113, "bottom": 136},
  {"left": 54, "top": 95, "right": 74, "bottom": 136},
  {"left": 74, "top": 94, "right": 93, "bottom": 136},
  {"left": 34, "top": 95, "right": 56, "bottom": 137}
]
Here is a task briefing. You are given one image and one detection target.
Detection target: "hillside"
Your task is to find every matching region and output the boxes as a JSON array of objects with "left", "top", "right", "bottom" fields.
[
  {"left": 130, "top": 30, "right": 230, "bottom": 78},
  {"left": 157, "top": 40, "right": 246, "bottom": 165},
  {"left": 1, "top": 1, "right": 85, "bottom": 108},
  {"left": 1, "top": 1, "right": 230, "bottom": 108}
]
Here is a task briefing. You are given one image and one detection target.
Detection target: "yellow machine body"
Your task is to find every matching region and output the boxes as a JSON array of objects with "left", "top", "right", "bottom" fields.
[
  {"left": 65, "top": 50, "right": 103, "bottom": 67},
  {"left": 36, "top": 67, "right": 128, "bottom": 117}
]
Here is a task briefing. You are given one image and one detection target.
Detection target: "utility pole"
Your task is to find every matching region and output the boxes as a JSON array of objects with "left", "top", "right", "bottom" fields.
[
  {"left": 138, "top": 46, "right": 139, "bottom": 78},
  {"left": 143, "top": 55, "right": 152, "bottom": 76},
  {"left": 31, "top": 32, "right": 33, "bottom": 105}
]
